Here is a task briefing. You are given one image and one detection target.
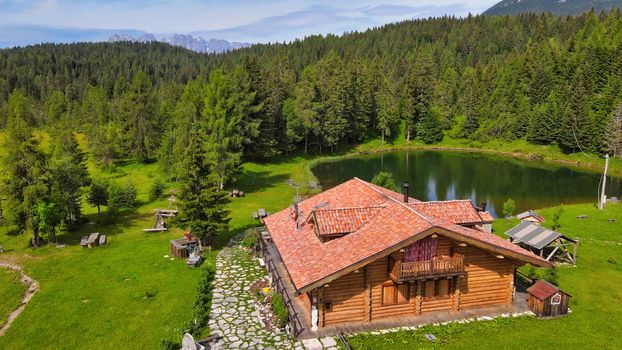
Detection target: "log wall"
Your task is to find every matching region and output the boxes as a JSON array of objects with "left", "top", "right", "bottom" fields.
[
  {"left": 368, "top": 256, "right": 418, "bottom": 321},
  {"left": 318, "top": 234, "right": 516, "bottom": 327},
  {"left": 321, "top": 270, "right": 366, "bottom": 325},
  {"left": 453, "top": 245, "right": 514, "bottom": 308}
]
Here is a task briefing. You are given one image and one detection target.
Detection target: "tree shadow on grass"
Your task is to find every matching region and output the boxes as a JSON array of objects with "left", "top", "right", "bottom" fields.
[
  {"left": 212, "top": 222, "right": 263, "bottom": 250},
  {"left": 230, "top": 170, "right": 290, "bottom": 196},
  {"left": 55, "top": 207, "right": 149, "bottom": 246}
]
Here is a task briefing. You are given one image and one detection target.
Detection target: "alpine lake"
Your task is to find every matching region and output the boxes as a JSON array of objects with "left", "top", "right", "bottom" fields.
[{"left": 312, "top": 150, "right": 622, "bottom": 217}]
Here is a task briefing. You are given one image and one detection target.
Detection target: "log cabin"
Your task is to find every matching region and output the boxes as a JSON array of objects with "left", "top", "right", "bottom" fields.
[{"left": 262, "top": 178, "right": 551, "bottom": 336}]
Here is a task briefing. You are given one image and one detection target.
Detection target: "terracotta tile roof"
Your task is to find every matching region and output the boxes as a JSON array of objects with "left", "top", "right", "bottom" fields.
[
  {"left": 527, "top": 280, "right": 560, "bottom": 300},
  {"left": 479, "top": 211, "right": 495, "bottom": 223},
  {"left": 264, "top": 177, "right": 551, "bottom": 292},
  {"left": 409, "top": 200, "right": 484, "bottom": 225},
  {"left": 311, "top": 206, "right": 385, "bottom": 236}
]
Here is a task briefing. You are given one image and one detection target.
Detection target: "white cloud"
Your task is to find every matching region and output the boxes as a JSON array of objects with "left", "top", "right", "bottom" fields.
[{"left": 0, "top": 0, "right": 500, "bottom": 44}]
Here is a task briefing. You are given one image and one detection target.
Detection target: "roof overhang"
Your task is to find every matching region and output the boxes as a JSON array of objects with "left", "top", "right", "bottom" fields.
[{"left": 295, "top": 226, "right": 552, "bottom": 294}]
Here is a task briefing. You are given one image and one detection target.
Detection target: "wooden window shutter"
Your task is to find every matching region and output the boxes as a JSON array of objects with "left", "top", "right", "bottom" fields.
[
  {"left": 397, "top": 284, "right": 409, "bottom": 303},
  {"left": 439, "top": 279, "right": 450, "bottom": 298},
  {"left": 382, "top": 285, "right": 397, "bottom": 305},
  {"left": 424, "top": 280, "right": 436, "bottom": 298}
]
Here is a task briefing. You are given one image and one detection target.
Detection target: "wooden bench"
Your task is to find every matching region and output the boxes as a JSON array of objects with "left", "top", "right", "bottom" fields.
[
  {"left": 99, "top": 235, "right": 107, "bottom": 246},
  {"left": 258, "top": 208, "right": 267, "bottom": 218},
  {"left": 253, "top": 212, "right": 259, "bottom": 220},
  {"left": 576, "top": 215, "right": 588, "bottom": 219},
  {"left": 80, "top": 236, "right": 89, "bottom": 247}
]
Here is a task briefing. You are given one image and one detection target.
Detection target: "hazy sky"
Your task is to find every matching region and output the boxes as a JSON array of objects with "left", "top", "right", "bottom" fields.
[{"left": 0, "top": 0, "right": 499, "bottom": 45}]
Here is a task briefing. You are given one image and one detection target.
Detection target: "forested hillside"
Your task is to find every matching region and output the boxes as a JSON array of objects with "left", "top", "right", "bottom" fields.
[
  {"left": 2, "top": 11, "right": 622, "bottom": 184},
  {"left": 484, "top": 0, "right": 622, "bottom": 16}
]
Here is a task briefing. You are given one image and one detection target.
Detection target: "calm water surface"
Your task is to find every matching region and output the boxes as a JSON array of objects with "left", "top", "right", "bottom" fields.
[{"left": 312, "top": 151, "right": 622, "bottom": 217}]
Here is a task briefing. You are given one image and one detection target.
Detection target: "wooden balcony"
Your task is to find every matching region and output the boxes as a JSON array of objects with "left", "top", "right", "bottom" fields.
[{"left": 389, "top": 255, "right": 465, "bottom": 283}]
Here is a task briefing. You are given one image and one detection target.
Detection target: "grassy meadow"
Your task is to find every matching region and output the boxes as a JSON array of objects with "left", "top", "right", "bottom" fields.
[
  {"left": 0, "top": 268, "right": 26, "bottom": 327},
  {"left": 0, "top": 128, "right": 621, "bottom": 349},
  {"left": 0, "top": 133, "right": 312, "bottom": 349},
  {"left": 346, "top": 202, "right": 622, "bottom": 350}
]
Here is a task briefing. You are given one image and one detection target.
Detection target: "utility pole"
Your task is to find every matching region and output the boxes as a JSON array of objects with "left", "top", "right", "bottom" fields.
[{"left": 599, "top": 154, "right": 610, "bottom": 210}]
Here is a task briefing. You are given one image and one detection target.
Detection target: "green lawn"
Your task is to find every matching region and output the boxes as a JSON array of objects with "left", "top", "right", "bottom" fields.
[
  {"left": 0, "top": 150, "right": 312, "bottom": 349},
  {"left": 0, "top": 268, "right": 26, "bottom": 327},
  {"left": 0, "top": 128, "right": 620, "bottom": 349},
  {"left": 345, "top": 202, "right": 622, "bottom": 350}
]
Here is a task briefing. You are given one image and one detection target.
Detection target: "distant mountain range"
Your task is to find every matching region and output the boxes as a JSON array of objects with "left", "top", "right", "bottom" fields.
[
  {"left": 484, "top": 0, "right": 622, "bottom": 16},
  {"left": 108, "top": 33, "right": 251, "bottom": 54}
]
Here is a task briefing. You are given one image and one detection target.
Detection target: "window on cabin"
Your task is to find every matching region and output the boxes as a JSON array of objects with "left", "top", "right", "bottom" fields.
[
  {"left": 424, "top": 279, "right": 451, "bottom": 299},
  {"left": 382, "top": 283, "right": 410, "bottom": 305}
]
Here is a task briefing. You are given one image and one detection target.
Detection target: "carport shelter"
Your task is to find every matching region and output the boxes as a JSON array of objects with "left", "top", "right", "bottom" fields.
[{"left": 505, "top": 221, "right": 578, "bottom": 264}]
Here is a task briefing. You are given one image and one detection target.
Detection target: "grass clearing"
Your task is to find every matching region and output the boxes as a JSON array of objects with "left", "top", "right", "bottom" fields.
[
  {"left": 346, "top": 202, "right": 622, "bottom": 349},
  {"left": 0, "top": 128, "right": 620, "bottom": 349},
  {"left": 0, "top": 146, "right": 312, "bottom": 349},
  {"left": 0, "top": 268, "right": 26, "bottom": 327}
]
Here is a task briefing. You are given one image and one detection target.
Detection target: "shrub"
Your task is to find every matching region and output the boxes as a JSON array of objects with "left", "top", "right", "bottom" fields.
[
  {"left": 552, "top": 205, "right": 565, "bottom": 230},
  {"left": 271, "top": 292, "right": 289, "bottom": 328},
  {"left": 542, "top": 269, "right": 559, "bottom": 286},
  {"left": 502, "top": 198, "right": 516, "bottom": 218},
  {"left": 159, "top": 339, "right": 179, "bottom": 350},
  {"left": 185, "top": 261, "right": 216, "bottom": 335},
  {"left": 149, "top": 179, "right": 165, "bottom": 201},
  {"left": 371, "top": 171, "right": 398, "bottom": 192},
  {"left": 241, "top": 229, "right": 259, "bottom": 248},
  {"left": 108, "top": 180, "right": 138, "bottom": 212}
]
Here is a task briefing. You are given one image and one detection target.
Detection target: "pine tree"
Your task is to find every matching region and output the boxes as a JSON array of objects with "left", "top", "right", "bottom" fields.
[
  {"left": 177, "top": 126, "right": 230, "bottom": 247},
  {"left": 606, "top": 103, "right": 622, "bottom": 158},
  {"left": 1, "top": 106, "right": 50, "bottom": 246},
  {"left": 417, "top": 109, "right": 444, "bottom": 144},
  {"left": 402, "top": 52, "right": 434, "bottom": 142},
  {"left": 289, "top": 66, "right": 320, "bottom": 154},
  {"left": 203, "top": 69, "right": 243, "bottom": 190},
  {"left": 376, "top": 77, "right": 399, "bottom": 146},
  {"left": 119, "top": 71, "right": 161, "bottom": 162},
  {"left": 50, "top": 127, "right": 90, "bottom": 228},
  {"left": 559, "top": 70, "right": 594, "bottom": 152}
]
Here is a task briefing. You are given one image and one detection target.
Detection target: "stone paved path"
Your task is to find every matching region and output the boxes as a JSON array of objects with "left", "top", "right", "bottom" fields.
[
  {"left": 0, "top": 262, "right": 39, "bottom": 337},
  {"left": 208, "top": 236, "right": 337, "bottom": 350}
]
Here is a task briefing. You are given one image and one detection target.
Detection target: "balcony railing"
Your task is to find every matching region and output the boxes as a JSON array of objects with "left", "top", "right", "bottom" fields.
[{"left": 389, "top": 255, "right": 465, "bottom": 282}]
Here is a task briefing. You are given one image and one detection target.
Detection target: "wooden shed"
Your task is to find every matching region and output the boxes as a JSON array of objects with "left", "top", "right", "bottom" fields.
[
  {"left": 527, "top": 280, "right": 570, "bottom": 318},
  {"left": 170, "top": 237, "right": 197, "bottom": 258}
]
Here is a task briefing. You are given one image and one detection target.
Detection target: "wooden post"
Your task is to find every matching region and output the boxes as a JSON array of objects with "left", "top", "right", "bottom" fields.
[
  {"left": 508, "top": 268, "right": 515, "bottom": 304},
  {"left": 364, "top": 266, "right": 372, "bottom": 322},
  {"left": 415, "top": 281, "right": 423, "bottom": 315},
  {"left": 454, "top": 277, "right": 461, "bottom": 311},
  {"left": 318, "top": 288, "right": 325, "bottom": 328}
]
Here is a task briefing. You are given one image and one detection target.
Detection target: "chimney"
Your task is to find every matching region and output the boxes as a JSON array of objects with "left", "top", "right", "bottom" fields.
[
  {"left": 403, "top": 182, "right": 410, "bottom": 203},
  {"left": 481, "top": 202, "right": 487, "bottom": 212}
]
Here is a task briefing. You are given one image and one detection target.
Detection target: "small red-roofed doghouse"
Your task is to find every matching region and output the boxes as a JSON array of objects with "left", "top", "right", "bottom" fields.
[{"left": 527, "top": 280, "right": 570, "bottom": 318}]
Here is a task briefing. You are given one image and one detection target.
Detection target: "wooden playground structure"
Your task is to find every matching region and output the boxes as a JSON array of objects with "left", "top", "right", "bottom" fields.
[{"left": 144, "top": 190, "right": 179, "bottom": 232}]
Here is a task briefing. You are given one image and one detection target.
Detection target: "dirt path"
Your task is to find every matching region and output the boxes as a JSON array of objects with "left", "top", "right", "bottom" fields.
[{"left": 0, "top": 262, "right": 39, "bottom": 337}]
